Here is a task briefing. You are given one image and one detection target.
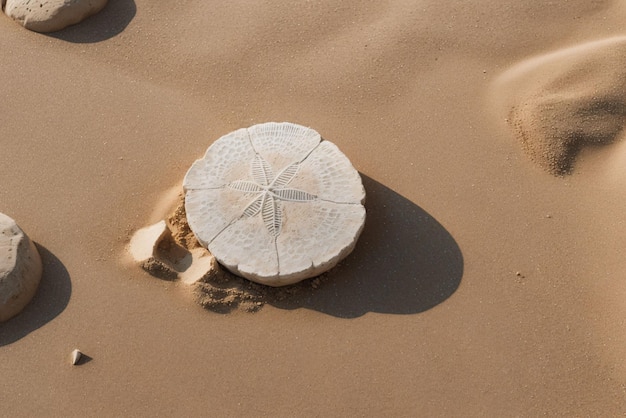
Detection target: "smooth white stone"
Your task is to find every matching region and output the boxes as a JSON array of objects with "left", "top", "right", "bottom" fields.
[
  {"left": 4, "top": 0, "right": 108, "bottom": 33},
  {"left": 0, "top": 212, "right": 42, "bottom": 322},
  {"left": 184, "top": 122, "right": 366, "bottom": 287}
]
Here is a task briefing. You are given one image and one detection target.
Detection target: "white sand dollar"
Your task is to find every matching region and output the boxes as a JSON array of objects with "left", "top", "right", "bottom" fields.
[
  {"left": 0, "top": 213, "right": 43, "bottom": 322},
  {"left": 184, "top": 122, "right": 366, "bottom": 286}
]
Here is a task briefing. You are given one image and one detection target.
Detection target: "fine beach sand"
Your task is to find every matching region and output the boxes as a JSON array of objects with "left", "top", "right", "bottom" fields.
[{"left": 2, "top": 0, "right": 626, "bottom": 415}]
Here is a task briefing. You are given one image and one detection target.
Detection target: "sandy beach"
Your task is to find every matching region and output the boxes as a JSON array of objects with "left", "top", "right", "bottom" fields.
[{"left": 2, "top": 0, "right": 626, "bottom": 415}]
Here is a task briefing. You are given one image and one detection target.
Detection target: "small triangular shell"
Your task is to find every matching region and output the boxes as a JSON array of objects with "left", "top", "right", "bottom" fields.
[{"left": 71, "top": 349, "right": 82, "bottom": 365}]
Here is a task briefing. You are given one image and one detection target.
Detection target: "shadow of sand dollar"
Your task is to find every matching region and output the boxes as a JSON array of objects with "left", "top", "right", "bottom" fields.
[
  {"left": 0, "top": 245, "right": 72, "bottom": 346},
  {"left": 493, "top": 36, "right": 626, "bottom": 175},
  {"left": 48, "top": 0, "right": 136, "bottom": 43},
  {"left": 267, "top": 175, "right": 464, "bottom": 318}
]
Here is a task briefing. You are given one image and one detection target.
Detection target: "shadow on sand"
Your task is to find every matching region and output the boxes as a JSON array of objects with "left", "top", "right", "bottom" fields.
[
  {"left": 47, "top": 0, "right": 136, "bottom": 43},
  {"left": 0, "top": 245, "right": 71, "bottom": 346},
  {"left": 268, "top": 174, "right": 464, "bottom": 318}
]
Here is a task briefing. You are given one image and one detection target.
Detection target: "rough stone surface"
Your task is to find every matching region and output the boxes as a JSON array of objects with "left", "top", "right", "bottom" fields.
[
  {"left": 0, "top": 212, "right": 42, "bottom": 322},
  {"left": 184, "top": 122, "right": 366, "bottom": 287},
  {"left": 4, "top": 0, "right": 108, "bottom": 33}
]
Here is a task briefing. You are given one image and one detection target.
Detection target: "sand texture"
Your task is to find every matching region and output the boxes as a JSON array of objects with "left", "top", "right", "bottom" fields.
[{"left": 2, "top": 0, "right": 626, "bottom": 416}]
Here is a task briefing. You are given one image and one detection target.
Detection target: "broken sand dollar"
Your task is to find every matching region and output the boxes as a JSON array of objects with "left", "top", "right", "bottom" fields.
[
  {"left": 183, "top": 122, "right": 366, "bottom": 287},
  {"left": 0, "top": 213, "right": 43, "bottom": 322}
]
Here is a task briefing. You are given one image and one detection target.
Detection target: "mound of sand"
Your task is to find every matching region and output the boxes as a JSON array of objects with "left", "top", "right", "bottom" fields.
[{"left": 494, "top": 36, "right": 626, "bottom": 175}]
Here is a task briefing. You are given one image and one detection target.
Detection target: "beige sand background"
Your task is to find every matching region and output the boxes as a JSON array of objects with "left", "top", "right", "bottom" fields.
[{"left": 2, "top": 0, "right": 626, "bottom": 415}]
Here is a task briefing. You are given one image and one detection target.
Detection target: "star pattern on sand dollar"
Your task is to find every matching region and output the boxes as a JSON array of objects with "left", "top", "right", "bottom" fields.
[{"left": 227, "top": 154, "right": 317, "bottom": 237}]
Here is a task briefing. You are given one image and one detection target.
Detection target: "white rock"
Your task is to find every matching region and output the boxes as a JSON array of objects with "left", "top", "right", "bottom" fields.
[
  {"left": 0, "top": 213, "right": 43, "bottom": 322},
  {"left": 4, "top": 0, "right": 108, "bottom": 33},
  {"left": 184, "top": 122, "right": 366, "bottom": 287}
]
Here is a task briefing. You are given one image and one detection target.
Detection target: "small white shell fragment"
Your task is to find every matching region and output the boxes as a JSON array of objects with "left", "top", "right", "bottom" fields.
[
  {"left": 71, "top": 349, "right": 82, "bottom": 365},
  {"left": 128, "top": 221, "right": 169, "bottom": 263},
  {"left": 178, "top": 248, "right": 216, "bottom": 285},
  {"left": 129, "top": 220, "right": 216, "bottom": 283},
  {"left": 183, "top": 122, "right": 366, "bottom": 287},
  {"left": 0, "top": 212, "right": 43, "bottom": 322}
]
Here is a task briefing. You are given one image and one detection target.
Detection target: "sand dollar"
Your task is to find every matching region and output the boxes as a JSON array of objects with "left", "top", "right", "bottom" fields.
[
  {"left": 184, "top": 122, "right": 366, "bottom": 286},
  {"left": 0, "top": 213, "right": 43, "bottom": 322}
]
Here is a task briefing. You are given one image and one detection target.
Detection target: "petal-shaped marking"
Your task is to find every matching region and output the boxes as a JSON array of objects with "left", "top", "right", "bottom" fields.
[
  {"left": 273, "top": 188, "right": 317, "bottom": 202},
  {"left": 242, "top": 194, "right": 265, "bottom": 217},
  {"left": 251, "top": 154, "right": 274, "bottom": 186},
  {"left": 262, "top": 195, "right": 282, "bottom": 237},
  {"left": 271, "top": 162, "right": 300, "bottom": 188},
  {"left": 247, "top": 122, "right": 322, "bottom": 171},
  {"left": 228, "top": 180, "right": 263, "bottom": 193}
]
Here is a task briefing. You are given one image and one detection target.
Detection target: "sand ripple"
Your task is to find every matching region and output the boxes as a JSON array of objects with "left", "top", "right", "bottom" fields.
[{"left": 493, "top": 36, "right": 626, "bottom": 175}]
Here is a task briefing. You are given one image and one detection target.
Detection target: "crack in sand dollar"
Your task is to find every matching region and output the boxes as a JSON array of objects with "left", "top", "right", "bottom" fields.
[
  {"left": 183, "top": 122, "right": 366, "bottom": 287},
  {"left": 228, "top": 155, "right": 317, "bottom": 237}
]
